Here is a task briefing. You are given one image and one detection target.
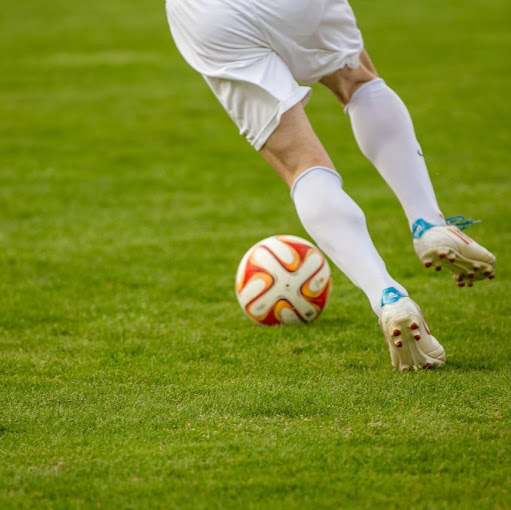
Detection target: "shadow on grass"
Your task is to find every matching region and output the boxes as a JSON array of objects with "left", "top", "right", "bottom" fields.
[{"left": 443, "top": 359, "right": 498, "bottom": 372}]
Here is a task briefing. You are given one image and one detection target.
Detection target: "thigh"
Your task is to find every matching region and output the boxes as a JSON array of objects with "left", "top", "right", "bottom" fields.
[{"left": 259, "top": 103, "right": 335, "bottom": 188}]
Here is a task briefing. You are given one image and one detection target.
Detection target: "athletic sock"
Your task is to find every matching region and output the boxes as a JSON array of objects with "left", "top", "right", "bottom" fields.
[
  {"left": 291, "top": 166, "right": 407, "bottom": 315},
  {"left": 345, "top": 78, "right": 445, "bottom": 229}
]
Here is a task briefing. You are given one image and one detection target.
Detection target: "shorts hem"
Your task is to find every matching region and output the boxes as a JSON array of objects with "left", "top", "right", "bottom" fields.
[
  {"left": 252, "top": 87, "right": 312, "bottom": 151},
  {"left": 300, "top": 46, "right": 364, "bottom": 85}
]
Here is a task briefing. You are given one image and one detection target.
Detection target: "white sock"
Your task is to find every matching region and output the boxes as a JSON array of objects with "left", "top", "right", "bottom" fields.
[
  {"left": 346, "top": 78, "right": 445, "bottom": 229},
  {"left": 291, "top": 166, "right": 407, "bottom": 315}
]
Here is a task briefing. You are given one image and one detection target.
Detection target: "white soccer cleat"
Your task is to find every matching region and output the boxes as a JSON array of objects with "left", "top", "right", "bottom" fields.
[
  {"left": 379, "top": 288, "right": 446, "bottom": 372},
  {"left": 412, "top": 218, "right": 496, "bottom": 287}
]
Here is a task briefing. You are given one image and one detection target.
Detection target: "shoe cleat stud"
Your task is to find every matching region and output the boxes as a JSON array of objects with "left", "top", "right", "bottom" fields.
[
  {"left": 489, "top": 275, "right": 495, "bottom": 280},
  {"left": 467, "top": 273, "right": 475, "bottom": 279},
  {"left": 473, "top": 266, "right": 480, "bottom": 272},
  {"left": 414, "top": 334, "right": 421, "bottom": 341},
  {"left": 484, "top": 271, "right": 492, "bottom": 277},
  {"left": 425, "top": 363, "right": 434, "bottom": 370},
  {"left": 467, "top": 282, "right": 473, "bottom": 287},
  {"left": 435, "top": 266, "right": 442, "bottom": 272},
  {"left": 424, "top": 261, "right": 432, "bottom": 268},
  {"left": 395, "top": 341, "right": 403, "bottom": 348},
  {"left": 438, "top": 253, "right": 447, "bottom": 259},
  {"left": 457, "top": 282, "right": 465, "bottom": 288},
  {"left": 410, "top": 323, "right": 419, "bottom": 330},
  {"left": 392, "top": 329, "right": 401, "bottom": 337},
  {"left": 456, "top": 275, "right": 464, "bottom": 282}
]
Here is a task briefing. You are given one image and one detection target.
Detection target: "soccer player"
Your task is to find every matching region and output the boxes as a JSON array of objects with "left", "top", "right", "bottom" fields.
[{"left": 166, "top": 0, "right": 496, "bottom": 371}]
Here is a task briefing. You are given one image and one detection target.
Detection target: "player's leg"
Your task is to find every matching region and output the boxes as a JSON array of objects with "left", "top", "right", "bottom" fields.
[
  {"left": 260, "top": 101, "right": 445, "bottom": 371},
  {"left": 320, "top": 50, "right": 445, "bottom": 230},
  {"left": 320, "top": 50, "right": 496, "bottom": 285},
  {"left": 260, "top": 101, "right": 406, "bottom": 315}
]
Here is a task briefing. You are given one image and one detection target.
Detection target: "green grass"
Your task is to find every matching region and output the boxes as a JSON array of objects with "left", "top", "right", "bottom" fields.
[{"left": 1, "top": 0, "right": 510, "bottom": 508}]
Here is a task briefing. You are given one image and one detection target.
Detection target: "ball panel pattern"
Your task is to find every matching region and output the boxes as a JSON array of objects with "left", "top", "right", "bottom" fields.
[{"left": 236, "top": 235, "right": 332, "bottom": 326}]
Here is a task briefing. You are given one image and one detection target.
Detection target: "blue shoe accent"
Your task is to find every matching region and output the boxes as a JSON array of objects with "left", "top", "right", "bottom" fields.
[
  {"left": 381, "top": 287, "right": 408, "bottom": 307},
  {"left": 412, "top": 219, "right": 435, "bottom": 239},
  {"left": 413, "top": 216, "right": 481, "bottom": 238},
  {"left": 446, "top": 215, "right": 481, "bottom": 231}
]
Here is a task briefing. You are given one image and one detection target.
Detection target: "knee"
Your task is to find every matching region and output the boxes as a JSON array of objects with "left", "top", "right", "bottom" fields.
[{"left": 294, "top": 171, "right": 367, "bottom": 231}]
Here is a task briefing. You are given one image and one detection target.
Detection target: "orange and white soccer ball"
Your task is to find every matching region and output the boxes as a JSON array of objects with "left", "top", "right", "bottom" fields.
[{"left": 235, "top": 235, "right": 332, "bottom": 326}]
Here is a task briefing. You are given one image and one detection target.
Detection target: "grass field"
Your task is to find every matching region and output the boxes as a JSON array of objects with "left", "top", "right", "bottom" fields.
[{"left": 1, "top": 0, "right": 510, "bottom": 508}]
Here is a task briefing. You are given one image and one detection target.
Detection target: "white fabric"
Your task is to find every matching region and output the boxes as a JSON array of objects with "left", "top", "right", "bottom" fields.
[
  {"left": 291, "top": 167, "right": 407, "bottom": 315},
  {"left": 166, "top": 0, "right": 363, "bottom": 149},
  {"left": 203, "top": 63, "right": 311, "bottom": 149},
  {"left": 346, "top": 79, "right": 445, "bottom": 229}
]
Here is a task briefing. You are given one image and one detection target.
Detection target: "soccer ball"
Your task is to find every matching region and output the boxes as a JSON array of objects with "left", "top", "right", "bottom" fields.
[{"left": 235, "top": 235, "right": 332, "bottom": 326}]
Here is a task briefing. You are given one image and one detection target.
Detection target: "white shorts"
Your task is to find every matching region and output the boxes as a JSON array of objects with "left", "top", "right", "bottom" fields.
[{"left": 166, "top": 0, "right": 364, "bottom": 150}]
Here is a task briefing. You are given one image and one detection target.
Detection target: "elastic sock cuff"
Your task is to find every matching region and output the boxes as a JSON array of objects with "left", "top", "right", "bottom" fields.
[
  {"left": 344, "top": 77, "right": 385, "bottom": 116},
  {"left": 290, "top": 166, "right": 342, "bottom": 199}
]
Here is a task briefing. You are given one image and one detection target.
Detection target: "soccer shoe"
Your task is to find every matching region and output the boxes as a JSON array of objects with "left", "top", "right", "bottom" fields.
[
  {"left": 412, "top": 218, "right": 496, "bottom": 287},
  {"left": 379, "top": 288, "right": 446, "bottom": 372}
]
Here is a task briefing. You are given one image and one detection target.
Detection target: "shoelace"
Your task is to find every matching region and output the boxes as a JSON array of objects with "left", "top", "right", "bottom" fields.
[{"left": 446, "top": 215, "right": 481, "bottom": 231}]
